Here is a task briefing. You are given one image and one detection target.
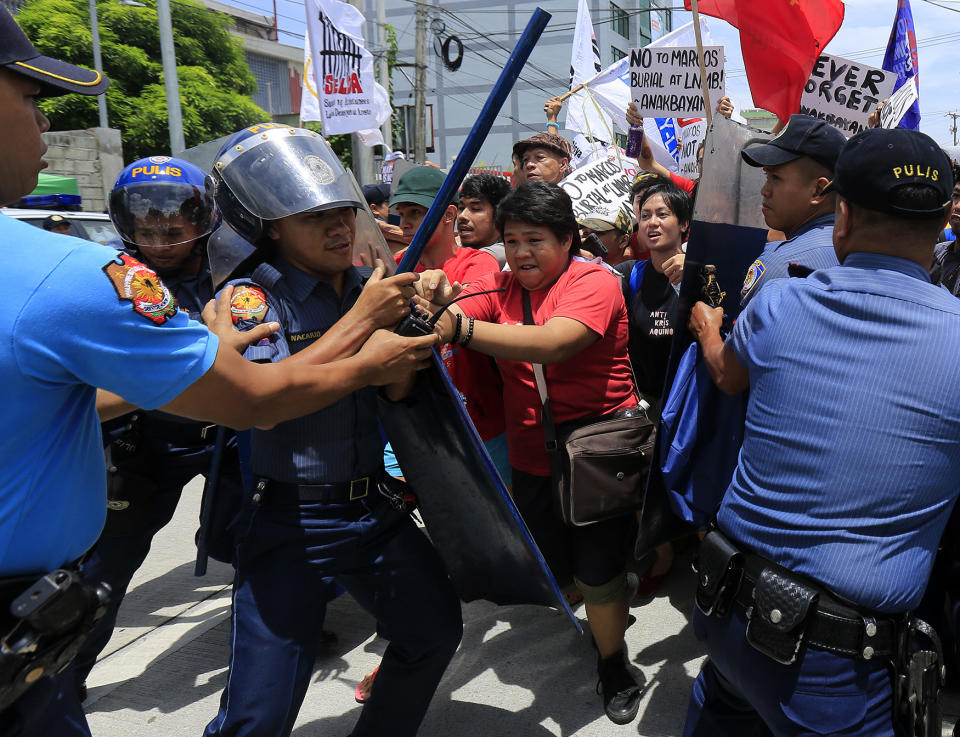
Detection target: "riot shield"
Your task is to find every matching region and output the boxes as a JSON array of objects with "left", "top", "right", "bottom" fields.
[
  {"left": 636, "top": 115, "right": 772, "bottom": 559},
  {"left": 379, "top": 358, "right": 579, "bottom": 631}
]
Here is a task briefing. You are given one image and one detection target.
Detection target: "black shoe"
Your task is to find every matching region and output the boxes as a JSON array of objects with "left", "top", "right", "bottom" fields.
[{"left": 596, "top": 649, "right": 641, "bottom": 725}]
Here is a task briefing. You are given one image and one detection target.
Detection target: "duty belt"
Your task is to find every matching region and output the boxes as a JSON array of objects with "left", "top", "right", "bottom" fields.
[
  {"left": 253, "top": 473, "right": 380, "bottom": 505},
  {"left": 694, "top": 529, "right": 900, "bottom": 664}
]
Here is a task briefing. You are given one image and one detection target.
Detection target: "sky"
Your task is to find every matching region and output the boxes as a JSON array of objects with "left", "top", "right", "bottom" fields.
[{"left": 235, "top": 0, "right": 959, "bottom": 147}]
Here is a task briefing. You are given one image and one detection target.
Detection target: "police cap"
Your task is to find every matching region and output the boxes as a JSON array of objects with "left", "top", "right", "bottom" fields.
[
  {"left": 823, "top": 128, "right": 954, "bottom": 219},
  {"left": 0, "top": 7, "right": 109, "bottom": 97},
  {"left": 741, "top": 114, "right": 846, "bottom": 173}
]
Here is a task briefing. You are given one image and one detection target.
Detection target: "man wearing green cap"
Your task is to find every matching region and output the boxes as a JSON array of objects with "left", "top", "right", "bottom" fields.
[{"left": 391, "top": 166, "right": 510, "bottom": 481}]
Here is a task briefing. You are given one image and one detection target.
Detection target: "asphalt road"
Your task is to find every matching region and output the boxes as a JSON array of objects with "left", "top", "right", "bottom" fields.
[{"left": 80, "top": 477, "right": 959, "bottom": 737}]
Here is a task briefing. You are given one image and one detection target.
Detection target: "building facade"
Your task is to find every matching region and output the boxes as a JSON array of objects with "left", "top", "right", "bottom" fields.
[{"left": 361, "top": 0, "right": 672, "bottom": 170}]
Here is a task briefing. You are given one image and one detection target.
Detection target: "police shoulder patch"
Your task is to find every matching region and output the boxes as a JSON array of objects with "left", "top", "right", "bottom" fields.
[
  {"left": 103, "top": 253, "right": 179, "bottom": 325},
  {"left": 230, "top": 284, "right": 269, "bottom": 325},
  {"left": 741, "top": 259, "right": 765, "bottom": 297}
]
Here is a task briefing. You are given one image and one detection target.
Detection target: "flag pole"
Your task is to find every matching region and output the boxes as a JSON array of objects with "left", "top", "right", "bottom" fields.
[{"left": 691, "top": 0, "right": 713, "bottom": 125}]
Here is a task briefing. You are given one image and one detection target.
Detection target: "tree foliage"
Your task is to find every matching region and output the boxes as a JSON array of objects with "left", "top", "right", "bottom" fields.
[{"left": 17, "top": 0, "right": 269, "bottom": 162}]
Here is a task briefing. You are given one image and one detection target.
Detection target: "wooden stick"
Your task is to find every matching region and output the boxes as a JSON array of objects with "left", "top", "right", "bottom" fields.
[
  {"left": 691, "top": 0, "right": 713, "bottom": 125},
  {"left": 558, "top": 83, "right": 584, "bottom": 102}
]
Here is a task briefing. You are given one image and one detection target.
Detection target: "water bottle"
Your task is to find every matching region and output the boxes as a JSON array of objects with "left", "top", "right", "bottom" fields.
[{"left": 626, "top": 124, "right": 644, "bottom": 158}]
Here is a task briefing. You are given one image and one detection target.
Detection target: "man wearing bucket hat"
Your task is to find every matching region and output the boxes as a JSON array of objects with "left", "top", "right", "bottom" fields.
[
  {"left": 738, "top": 114, "right": 847, "bottom": 307},
  {"left": 685, "top": 128, "right": 960, "bottom": 737},
  {"left": 512, "top": 132, "right": 573, "bottom": 185},
  {"left": 0, "top": 10, "right": 439, "bottom": 734}
]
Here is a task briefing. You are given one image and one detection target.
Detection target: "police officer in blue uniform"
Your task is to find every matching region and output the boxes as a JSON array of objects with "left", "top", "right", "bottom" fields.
[
  {"left": 0, "top": 12, "right": 440, "bottom": 733},
  {"left": 72, "top": 156, "right": 247, "bottom": 698},
  {"left": 685, "top": 128, "right": 959, "bottom": 736},
  {"left": 204, "top": 124, "right": 462, "bottom": 737},
  {"left": 738, "top": 114, "right": 847, "bottom": 307}
]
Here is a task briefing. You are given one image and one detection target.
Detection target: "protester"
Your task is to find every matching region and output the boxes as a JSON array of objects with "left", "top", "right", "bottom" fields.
[
  {"left": 361, "top": 182, "right": 391, "bottom": 221},
  {"left": 930, "top": 163, "right": 960, "bottom": 293},
  {"left": 362, "top": 181, "right": 405, "bottom": 254},
  {"left": 422, "top": 181, "right": 643, "bottom": 725},
  {"left": 578, "top": 207, "right": 633, "bottom": 267},
  {"left": 391, "top": 166, "right": 507, "bottom": 479},
  {"left": 72, "top": 156, "right": 247, "bottom": 702},
  {"left": 685, "top": 127, "right": 960, "bottom": 737},
  {"left": 203, "top": 127, "right": 462, "bottom": 737},
  {"left": 512, "top": 132, "right": 572, "bottom": 184},
  {"left": 625, "top": 96, "right": 735, "bottom": 195},
  {"left": 738, "top": 114, "right": 846, "bottom": 307},
  {"left": 0, "top": 10, "right": 440, "bottom": 733},
  {"left": 457, "top": 172, "right": 511, "bottom": 267},
  {"left": 613, "top": 182, "right": 691, "bottom": 595}
]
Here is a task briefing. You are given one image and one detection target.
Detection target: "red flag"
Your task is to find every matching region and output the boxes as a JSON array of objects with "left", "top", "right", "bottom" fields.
[{"left": 684, "top": 0, "right": 845, "bottom": 123}]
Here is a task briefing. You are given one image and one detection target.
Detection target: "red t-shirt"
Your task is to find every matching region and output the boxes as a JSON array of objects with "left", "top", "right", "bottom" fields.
[
  {"left": 397, "top": 246, "right": 505, "bottom": 440},
  {"left": 460, "top": 260, "right": 635, "bottom": 476},
  {"left": 670, "top": 171, "right": 696, "bottom": 195}
]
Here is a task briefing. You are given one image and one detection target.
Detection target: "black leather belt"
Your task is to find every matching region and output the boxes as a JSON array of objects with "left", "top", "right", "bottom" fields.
[
  {"left": 734, "top": 552, "right": 900, "bottom": 661},
  {"left": 254, "top": 474, "right": 379, "bottom": 504}
]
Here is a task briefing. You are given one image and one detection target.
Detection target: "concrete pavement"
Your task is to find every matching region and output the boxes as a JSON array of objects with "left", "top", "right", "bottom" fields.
[{"left": 80, "top": 477, "right": 959, "bottom": 736}]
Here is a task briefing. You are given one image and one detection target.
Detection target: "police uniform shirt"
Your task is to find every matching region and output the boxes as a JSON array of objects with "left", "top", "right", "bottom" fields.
[
  {"left": 739, "top": 214, "right": 837, "bottom": 308},
  {"left": 616, "top": 259, "right": 678, "bottom": 398},
  {"left": 229, "top": 259, "right": 382, "bottom": 484},
  {"left": 0, "top": 215, "right": 218, "bottom": 575},
  {"left": 719, "top": 253, "right": 960, "bottom": 613}
]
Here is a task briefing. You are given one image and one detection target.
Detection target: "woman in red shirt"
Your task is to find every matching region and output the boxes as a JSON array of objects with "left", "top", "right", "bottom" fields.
[{"left": 429, "top": 182, "right": 643, "bottom": 725}]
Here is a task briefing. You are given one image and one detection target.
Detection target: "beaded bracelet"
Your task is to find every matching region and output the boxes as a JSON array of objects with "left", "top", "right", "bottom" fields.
[
  {"left": 451, "top": 312, "right": 463, "bottom": 345},
  {"left": 460, "top": 316, "right": 476, "bottom": 347}
]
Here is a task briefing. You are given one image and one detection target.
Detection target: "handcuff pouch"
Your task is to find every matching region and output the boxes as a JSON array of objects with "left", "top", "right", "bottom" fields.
[{"left": 745, "top": 567, "right": 818, "bottom": 665}]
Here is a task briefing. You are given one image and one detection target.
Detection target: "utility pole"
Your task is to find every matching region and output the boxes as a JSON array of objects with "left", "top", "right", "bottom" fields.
[
  {"left": 349, "top": 0, "right": 375, "bottom": 184},
  {"left": 948, "top": 112, "right": 960, "bottom": 147},
  {"left": 414, "top": 0, "right": 427, "bottom": 164},
  {"left": 377, "top": 0, "right": 392, "bottom": 155},
  {"left": 156, "top": 0, "right": 185, "bottom": 154},
  {"left": 88, "top": 0, "right": 108, "bottom": 128}
]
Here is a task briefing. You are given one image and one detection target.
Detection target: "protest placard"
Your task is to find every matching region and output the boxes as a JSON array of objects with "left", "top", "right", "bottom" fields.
[
  {"left": 559, "top": 157, "right": 634, "bottom": 222},
  {"left": 629, "top": 45, "right": 724, "bottom": 118},
  {"left": 676, "top": 117, "right": 707, "bottom": 179},
  {"left": 799, "top": 54, "right": 897, "bottom": 136},
  {"left": 879, "top": 77, "right": 919, "bottom": 129}
]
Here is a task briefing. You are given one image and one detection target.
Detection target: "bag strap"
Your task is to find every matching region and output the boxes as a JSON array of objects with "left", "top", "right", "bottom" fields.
[
  {"left": 522, "top": 290, "right": 565, "bottom": 485},
  {"left": 627, "top": 259, "right": 647, "bottom": 303}
]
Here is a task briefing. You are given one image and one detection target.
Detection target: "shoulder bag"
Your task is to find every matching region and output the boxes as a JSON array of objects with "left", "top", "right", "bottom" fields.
[{"left": 522, "top": 290, "right": 655, "bottom": 526}]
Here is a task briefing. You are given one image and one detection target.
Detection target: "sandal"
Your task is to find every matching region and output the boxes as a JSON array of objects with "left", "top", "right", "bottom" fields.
[{"left": 354, "top": 665, "right": 379, "bottom": 704}]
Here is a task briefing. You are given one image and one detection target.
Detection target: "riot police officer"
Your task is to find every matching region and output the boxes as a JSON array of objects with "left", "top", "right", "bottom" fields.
[
  {"left": 72, "top": 157, "right": 247, "bottom": 699},
  {"left": 203, "top": 124, "right": 462, "bottom": 737}
]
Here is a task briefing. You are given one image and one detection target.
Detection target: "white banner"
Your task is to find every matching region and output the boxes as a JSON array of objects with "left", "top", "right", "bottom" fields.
[
  {"left": 630, "top": 45, "right": 725, "bottom": 118},
  {"left": 799, "top": 54, "right": 897, "bottom": 137},
  {"left": 558, "top": 157, "right": 634, "bottom": 221},
  {"left": 564, "top": 20, "right": 714, "bottom": 174},
  {"left": 676, "top": 117, "right": 707, "bottom": 180},
  {"left": 303, "top": 0, "right": 380, "bottom": 135},
  {"left": 879, "top": 77, "right": 919, "bottom": 129},
  {"left": 565, "top": 0, "right": 610, "bottom": 143}
]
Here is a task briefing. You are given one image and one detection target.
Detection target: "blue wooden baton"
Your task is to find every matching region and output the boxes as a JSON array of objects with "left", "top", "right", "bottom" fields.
[{"left": 395, "top": 8, "right": 552, "bottom": 274}]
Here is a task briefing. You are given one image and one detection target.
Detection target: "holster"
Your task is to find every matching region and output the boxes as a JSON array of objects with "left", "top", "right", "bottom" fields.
[
  {"left": 745, "top": 567, "right": 818, "bottom": 665},
  {"left": 694, "top": 530, "right": 743, "bottom": 618},
  {"left": 0, "top": 570, "right": 110, "bottom": 712},
  {"left": 895, "top": 617, "right": 944, "bottom": 737}
]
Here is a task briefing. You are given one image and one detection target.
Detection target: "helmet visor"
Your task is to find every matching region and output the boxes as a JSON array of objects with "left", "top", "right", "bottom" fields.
[
  {"left": 215, "top": 130, "right": 363, "bottom": 221},
  {"left": 110, "top": 180, "right": 216, "bottom": 247}
]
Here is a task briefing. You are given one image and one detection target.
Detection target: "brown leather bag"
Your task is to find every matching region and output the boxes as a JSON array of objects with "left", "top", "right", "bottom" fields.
[{"left": 522, "top": 291, "right": 656, "bottom": 526}]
